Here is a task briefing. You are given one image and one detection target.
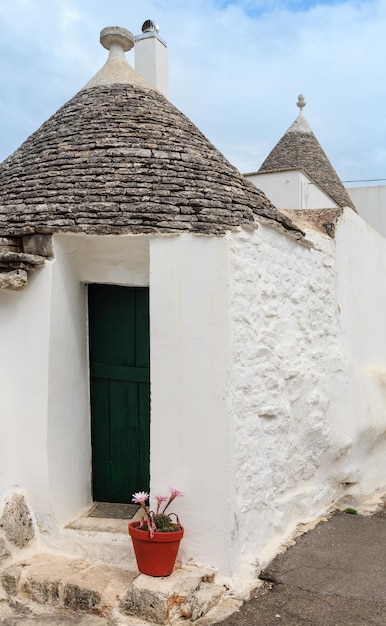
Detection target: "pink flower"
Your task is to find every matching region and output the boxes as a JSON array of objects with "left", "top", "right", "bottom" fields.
[
  {"left": 132, "top": 491, "right": 149, "bottom": 505},
  {"left": 130, "top": 486, "right": 183, "bottom": 537},
  {"left": 154, "top": 493, "right": 168, "bottom": 513},
  {"left": 160, "top": 487, "right": 184, "bottom": 514}
]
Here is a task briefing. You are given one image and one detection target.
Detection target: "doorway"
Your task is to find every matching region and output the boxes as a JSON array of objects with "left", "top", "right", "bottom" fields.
[{"left": 88, "top": 284, "right": 150, "bottom": 503}]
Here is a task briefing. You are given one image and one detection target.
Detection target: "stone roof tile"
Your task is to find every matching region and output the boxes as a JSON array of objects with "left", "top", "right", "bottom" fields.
[{"left": 0, "top": 84, "right": 302, "bottom": 238}]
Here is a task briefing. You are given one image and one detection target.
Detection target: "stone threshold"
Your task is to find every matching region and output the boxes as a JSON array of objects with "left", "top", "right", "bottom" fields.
[{"left": 65, "top": 503, "right": 143, "bottom": 534}]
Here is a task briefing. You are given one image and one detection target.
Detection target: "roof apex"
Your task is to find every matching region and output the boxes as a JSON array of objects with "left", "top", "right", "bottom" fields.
[
  {"left": 82, "top": 26, "right": 153, "bottom": 92},
  {"left": 258, "top": 97, "right": 356, "bottom": 211},
  {"left": 286, "top": 111, "right": 313, "bottom": 135}
]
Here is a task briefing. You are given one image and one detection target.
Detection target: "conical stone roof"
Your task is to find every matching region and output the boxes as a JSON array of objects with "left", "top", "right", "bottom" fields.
[
  {"left": 258, "top": 100, "right": 355, "bottom": 211},
  {"left": 0, "top": 27, "right": 301, "bottom": 240}
]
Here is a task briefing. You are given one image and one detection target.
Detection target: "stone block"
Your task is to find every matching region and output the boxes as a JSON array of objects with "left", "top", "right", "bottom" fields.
[
  {"left": 19, "top": 555, "right": 88, "bottom": 607},
  {"left": 22, "top": 234, "right": 53, "bottom": 258},
  {"left": 22, "top": 577, "right": 60, "bottom": 606},
  {"left": 0, "top": 493, "right": 34, "bottom": 548},
  {"left": 64, "top": 583, "right": 102, "bottom": 613},
  {"left": 0, "top": 269, "right": 28, "bottom": 290},
  {"left": 108, "top": 609, "right": 153, "bottom": 626},
  {"left": 0, "top": 535, "right": 11, "bottom": 562},
  {"left": 190, "top": 582, "right": 224, "bottom": 621},
  {"left": 64, "top": 564, "right": 135, "bottom": 615},
  {"left": 1, "top": 564, "right": 25, "bottom": 596},
  {"left": 120, "top": 564, "right": 221, "bottom": 624}
]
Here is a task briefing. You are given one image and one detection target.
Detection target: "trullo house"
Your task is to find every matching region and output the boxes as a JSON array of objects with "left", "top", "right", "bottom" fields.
[{"left": 0, "top": 25, "right": 386, "bottom": 590}]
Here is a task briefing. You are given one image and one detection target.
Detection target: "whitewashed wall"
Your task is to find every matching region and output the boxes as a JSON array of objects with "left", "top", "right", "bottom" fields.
[
  {"left": 227, "top": 213, "right": 386, "bottom": 586},
  {"left": 246, "top": 170, "right": 337, "bottom": 210},
  {"left": 0, "top": 267, "right": 53, "bottom": 522},
  {"left": 0, "top": 232, "right": 234, "bottom": 570},
  {"left": 347, "top": 184, "right": 386, "bottom": 238},
  {"left": 1, "top": 216, "right": 386, "bottom": 589},
  {"left": 149, "top": 235, "right": 232, "bottom": 573},
  {"left": 334, "top": 209, "right": 386, "bottom": 493},
  {"left": 227, "top": 225, "right": 343, "bottom": 583}
]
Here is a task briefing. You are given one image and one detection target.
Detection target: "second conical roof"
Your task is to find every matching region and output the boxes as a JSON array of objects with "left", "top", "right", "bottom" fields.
[{"left": 258, "top": 110, "right": 355, "bottom": 211}]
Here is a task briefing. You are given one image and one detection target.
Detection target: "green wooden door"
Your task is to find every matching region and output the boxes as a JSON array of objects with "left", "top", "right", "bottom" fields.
[{"left": 88, "top": 284, "right": 150, "bottom": 503}]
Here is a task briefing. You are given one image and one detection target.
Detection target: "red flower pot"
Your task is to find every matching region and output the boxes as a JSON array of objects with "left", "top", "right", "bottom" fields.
[{"left": 128, "top": 521, "right": 184, "bottom": 577}]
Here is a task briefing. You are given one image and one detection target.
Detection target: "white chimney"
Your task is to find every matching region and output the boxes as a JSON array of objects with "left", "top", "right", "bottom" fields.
[{"left": 135, "top": 20, "right": 169, "bottom": 98}]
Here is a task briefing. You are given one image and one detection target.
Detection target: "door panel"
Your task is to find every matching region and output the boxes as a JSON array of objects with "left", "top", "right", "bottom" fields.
[{"left": 89, "top": 284, "right": 150, "bottom": 503}]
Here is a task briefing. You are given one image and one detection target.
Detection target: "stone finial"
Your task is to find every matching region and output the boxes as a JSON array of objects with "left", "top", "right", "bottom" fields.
[
  {"left": 296, "top": 94, "right": 306, "bottom": 111},
  {"left": 142, "top": 20, "right": 160, "bottom": 33},
  {"left": 100, "top": 26, "right": 134, "bottom": 52}
]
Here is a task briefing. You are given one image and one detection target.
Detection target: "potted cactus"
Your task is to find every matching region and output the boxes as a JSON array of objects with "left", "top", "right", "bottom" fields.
[{"left": 128, "top": 487, "right": 184, "bottom": 576}]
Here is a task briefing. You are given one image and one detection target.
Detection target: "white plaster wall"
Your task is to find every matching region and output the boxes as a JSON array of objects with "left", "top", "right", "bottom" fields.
[
  {"left": 0, "top": 266, "right": 53, "bottom": 522},
  {"left": 334, "top": 209, "right": 386, "bottom": 493},
  {"left": 347, "top": 185, "right": 386, "bottom": 238},
  {"left": 150, "top": 235, "right": 232, "bottom": 574},
  {"left": 246, "top": 170, "right": 337, "bottom": 209}
]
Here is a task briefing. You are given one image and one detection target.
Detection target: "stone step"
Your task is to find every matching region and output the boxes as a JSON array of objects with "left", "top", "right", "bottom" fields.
[
  {"left": 58, "top": 524, "right": 138, "bottom": 571},
  {"left": 0, "top": 494, "right": 242, "bottom": 624},
  {"left": 1, "top": 553, "right": 241, "bottom": 625},
  {"left": 1, "top": 553, "right": 136, "bottom": 618},
  {"left": 118, "top": 563, "right": 242, "bottom": 625}
]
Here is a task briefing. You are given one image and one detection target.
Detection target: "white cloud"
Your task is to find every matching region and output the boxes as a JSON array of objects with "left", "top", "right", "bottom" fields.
[{"left": 59, "top": 1, "right": 81, "bottom": 31}]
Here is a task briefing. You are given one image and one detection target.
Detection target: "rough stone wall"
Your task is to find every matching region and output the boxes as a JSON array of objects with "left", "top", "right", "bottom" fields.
[{"left": 228, "top": 225, "right": 346, "bottom": 580}]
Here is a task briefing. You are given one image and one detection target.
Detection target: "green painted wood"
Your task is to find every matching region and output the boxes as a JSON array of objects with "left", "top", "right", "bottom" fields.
[
  {"left": 91, "top": 363, "right": 149, "bottom": 383},
  {"left": 90, "top": 378, "right": 111, "bottom": 502},
  {"left": 89, "top": 284, "right": 150, "bottom": 503}
]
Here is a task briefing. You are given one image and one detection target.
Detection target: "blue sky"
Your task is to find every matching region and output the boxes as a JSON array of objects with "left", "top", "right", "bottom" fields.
[{"left": 0, "top": 0, "right": 385, "bottom": 185}]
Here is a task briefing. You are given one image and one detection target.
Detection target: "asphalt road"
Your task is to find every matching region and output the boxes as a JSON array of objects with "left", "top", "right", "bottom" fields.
[{"left": 218, "top": 509, "right": 386, "bottom": 626}]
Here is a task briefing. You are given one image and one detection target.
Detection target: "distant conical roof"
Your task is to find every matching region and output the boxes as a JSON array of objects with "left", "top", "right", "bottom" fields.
[
  {"left": 0, "top": 27, "right": 301, "bottom": 239},
  {"left": 258, "top": 95, "right": 355, "bottom": 211}
]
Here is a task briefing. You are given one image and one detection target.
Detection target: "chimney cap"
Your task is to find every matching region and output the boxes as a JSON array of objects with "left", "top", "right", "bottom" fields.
[
  {"left": 100, "top": 26, "right": 134, "bottom": 52},
  {"left": 142, "top": 19, "right": 160, "bottom": 33}
]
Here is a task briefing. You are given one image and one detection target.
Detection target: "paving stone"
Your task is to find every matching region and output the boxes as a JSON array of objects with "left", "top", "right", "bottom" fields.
[{"left": 120, "top": 564, "right": 224, "bottom": 624}]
